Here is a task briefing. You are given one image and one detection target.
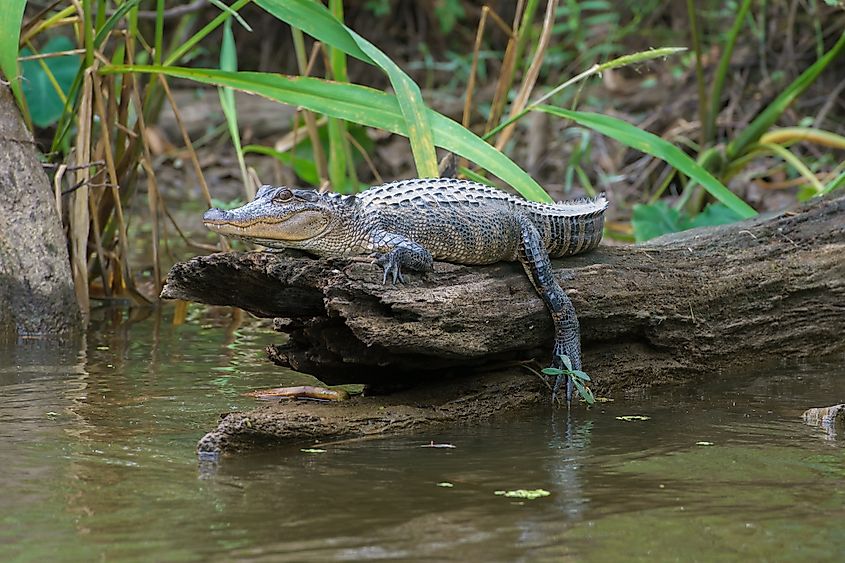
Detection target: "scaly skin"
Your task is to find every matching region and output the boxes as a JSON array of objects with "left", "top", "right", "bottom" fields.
[{"left": 203, "top": 178, "right": 607, "bottom": 402}]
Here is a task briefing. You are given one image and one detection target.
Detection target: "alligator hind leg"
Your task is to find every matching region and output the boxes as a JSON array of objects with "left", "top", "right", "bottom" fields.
[{"left": 515, "top": 216, "right": 582, "bottom": 405}]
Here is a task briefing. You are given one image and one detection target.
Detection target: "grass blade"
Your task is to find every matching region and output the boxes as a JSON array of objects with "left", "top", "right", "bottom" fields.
[
  {"left": 820, "top": 171, "right": 845, "bottom": 196},
  {"left": 0, "top": 0, "right": 28, "bottom": 115},
  {"left": 102, "top": 65, "right": 552, "bottom": 202},
  {"left": 218, "top": 19, "right": 253, "bottom": 199},
  {"left": 535, "top": 105, "right": 757, "bottom": 218},
  {"left": 326, "top": 0, "right": 353, "bottom": 191},
  {"left": 254, "top": 0, "right": 439, "bottom": 178},
  {"left": 754, "top": 143, "right": 825, "bottom": 194},
  {"left": 727, "top": 29, "right": 845, "bottom": 159},
  {"left": 704, "top": 0, "right": 752, "bottom": 144}
]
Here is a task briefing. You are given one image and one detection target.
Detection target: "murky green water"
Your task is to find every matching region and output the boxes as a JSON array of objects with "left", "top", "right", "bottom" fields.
[{"left": 1, "top": 308, "right": 843, "bottom": 562}]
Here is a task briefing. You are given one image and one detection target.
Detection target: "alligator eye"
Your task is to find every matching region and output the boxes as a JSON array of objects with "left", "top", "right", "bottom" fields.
[{"left": 272, "top": 188, "right": 293, "bottom": 203}]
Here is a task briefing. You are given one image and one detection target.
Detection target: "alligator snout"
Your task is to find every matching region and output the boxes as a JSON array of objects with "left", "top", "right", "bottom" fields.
[{"left": 203, "top": 207, "right": 230, "bottom": 224}]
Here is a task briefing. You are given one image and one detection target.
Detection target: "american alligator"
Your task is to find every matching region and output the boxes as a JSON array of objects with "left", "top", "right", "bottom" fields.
[{"left": 203, "top": 178, "right": 607, "bottom": 402}]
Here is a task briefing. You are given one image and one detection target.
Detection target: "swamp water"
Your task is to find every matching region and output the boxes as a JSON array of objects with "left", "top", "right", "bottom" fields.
[{"left": 1, "top": 308, "right": 843, "bottom": 562}]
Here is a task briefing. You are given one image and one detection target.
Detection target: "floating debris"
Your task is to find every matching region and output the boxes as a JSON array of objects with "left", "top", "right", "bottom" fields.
[
  {"left": 616, "top": 415, "right": 651, "bottom": 421},
  {"left": 300, "top": 448, "right": 327, "bottom": 453},
  {"left": 421, "top": 441, "right": 456, "bottom": 448},
  {"left": 696, "top": 441, "right": 714, "bottom": 446},
  {"left": 494, "top": 489, "right": 551, "bottom": 500},
  {"left": 436, "top": 482, "right": 454, "bottom": 488}
]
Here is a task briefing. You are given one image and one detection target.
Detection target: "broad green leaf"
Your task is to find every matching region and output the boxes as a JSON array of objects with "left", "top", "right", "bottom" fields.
[
  {"left": 102, "top": 66, "right": 552, "bottom": 202},
  {"left": 21, "top": 36, "right": 83, "bottom": 128},
  {"left": 572, "top": 377, "right": 596, "bottom": 405},
  {"left": 686, "top": 203, "right": 744, "bottom": 229},
  {"left": 0, "top": 0, "right": 28, "bottom": 112},
  {"left": 255, "top": 0, "right": 439, "bottom": 178},
  {"left": 570, "top": 370, "right": 591, "bottom": 382},
  {"left": 542, "top": 367, "right": 564, "bottom": 376},
  {"left": 536, "top": 105, "right": 757, "bottom": 218},
  {"left": 632, "top": 202, "right": 682, "bottom": 242}
]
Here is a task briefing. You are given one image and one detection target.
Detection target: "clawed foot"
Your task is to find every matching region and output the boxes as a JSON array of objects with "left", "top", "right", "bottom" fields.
[
  {"left": 373, "top": 252, "right": 406, "bottom": 284},
  {"left": 550, "top": 373, "right": 574, "bottom": 406}
]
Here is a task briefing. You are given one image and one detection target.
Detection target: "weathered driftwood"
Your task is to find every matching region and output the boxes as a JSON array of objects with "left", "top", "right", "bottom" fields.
[
  {"left": 0, "top": 84, "right": 80, "bottom": 335},
  {"left": 162, "top": 195, "right": 844, "bottom": 454}
]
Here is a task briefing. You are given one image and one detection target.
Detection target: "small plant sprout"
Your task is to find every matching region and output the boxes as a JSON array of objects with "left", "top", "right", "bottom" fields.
[{"left": 541, "top": 355, "right": 596, "bottom": 405}]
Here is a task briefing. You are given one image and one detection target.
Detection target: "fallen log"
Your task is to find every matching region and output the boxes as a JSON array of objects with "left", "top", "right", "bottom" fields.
[{"left": 161, "top": 195, "right": 845, "bottom": 453}]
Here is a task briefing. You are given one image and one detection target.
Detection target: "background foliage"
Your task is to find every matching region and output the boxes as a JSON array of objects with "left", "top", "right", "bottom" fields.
[{"left": 2, "top": 0, "right": 843, "bottom": 309}]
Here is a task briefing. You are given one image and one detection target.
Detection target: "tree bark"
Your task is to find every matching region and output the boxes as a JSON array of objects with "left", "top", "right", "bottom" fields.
[
  {"left": 162, "top": 195, "right": 845, "bottom": 454},
  {"left": 0, "top": 85, "right": 80, "bottom": 335},
  {"left": 164, "top": 195, "right": 845, "bottom": 389}
]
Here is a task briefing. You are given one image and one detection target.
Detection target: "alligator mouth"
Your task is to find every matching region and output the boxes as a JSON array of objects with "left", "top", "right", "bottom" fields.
[{"left": 202, "top": 208, "right": 327, "bottom": 241}]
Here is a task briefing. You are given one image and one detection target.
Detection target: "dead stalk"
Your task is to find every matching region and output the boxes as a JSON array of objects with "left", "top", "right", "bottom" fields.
[
  {"left": 495, "top": 0, "right": 559, "bottom": 151},
  {"left": 70, "top": 68, "right": 93, "bottom": 313},
  {"left": 92, "top": 72, "right": 139, "bottom": 299}
]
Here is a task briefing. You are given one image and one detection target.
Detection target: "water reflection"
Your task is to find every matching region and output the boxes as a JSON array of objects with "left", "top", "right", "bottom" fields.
[{"left": 1, "top": 308, "right": 844, "bottom": 561}]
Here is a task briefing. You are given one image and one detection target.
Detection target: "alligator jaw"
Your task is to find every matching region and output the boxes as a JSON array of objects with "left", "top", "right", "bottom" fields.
[
  {"left": 202, "top": 208, "right": 283, "bottom": 235},
  {"left": 203, "top": 207, "right": 329, "bottom": 242}
]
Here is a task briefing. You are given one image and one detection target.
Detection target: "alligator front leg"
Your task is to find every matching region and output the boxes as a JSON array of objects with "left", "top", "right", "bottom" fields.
[
  {"left": 369, "top": 230, "right": 434, "bottom": 284},
  {"left": 515, "top": 216, "right": 582, "bottom": 405}
]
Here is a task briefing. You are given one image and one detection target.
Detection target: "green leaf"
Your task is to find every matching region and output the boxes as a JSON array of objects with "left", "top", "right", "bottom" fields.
[
  {"left": 686, "top": 203, "right": 744, "bottom": 229},
  {"left": 820, "top": 170, "right": 845, "bottom": 197},
  {"left": 570, "top": 370, "right": 591, "bottom": 382},
  {"left": 218, "top": 19, "right": 252, "bottom": 198},
  {"left": 535, "top": 106, "right": 757, "bottom": 219},
  {"left": 542, "top": 367, "right": 564, "bottom": 376},
  {"left": 94, "top": 0, "right": 141, "bottom": 49},
  {"left": 572, "top": 378, "right": 596, "bottom": 405},
  {"left": 559, "top": 354, "right": 573, "bottom": 372},
  {"left": 632, "top": 202, "right": 682, "bottom": 242},
  {"left": 0, "top": 0, "right": 27, "bottom": 110},
  {"left": 254, "top": 0, "right": 438, "bottom": 178},
  {"left": 21, "top": 36, "right": 83, "bottom": 128},
  {"left": 102, "top": 65, "right": 552, "bottom": 202}
]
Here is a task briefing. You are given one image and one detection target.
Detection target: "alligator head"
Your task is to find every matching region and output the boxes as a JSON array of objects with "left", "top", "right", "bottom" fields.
[{"left": 203, "top": 186, "right": 336, "bottom": 249}]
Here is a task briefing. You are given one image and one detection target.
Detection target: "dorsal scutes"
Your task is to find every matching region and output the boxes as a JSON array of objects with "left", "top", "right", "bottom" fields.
[{"left": 356, "top": 178, "right": 607, "bottom": 218}]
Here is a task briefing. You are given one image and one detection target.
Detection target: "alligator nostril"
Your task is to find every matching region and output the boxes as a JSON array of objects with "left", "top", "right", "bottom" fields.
[{"left": 202, "top": 208, "right": 227, "bottom": 222}]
